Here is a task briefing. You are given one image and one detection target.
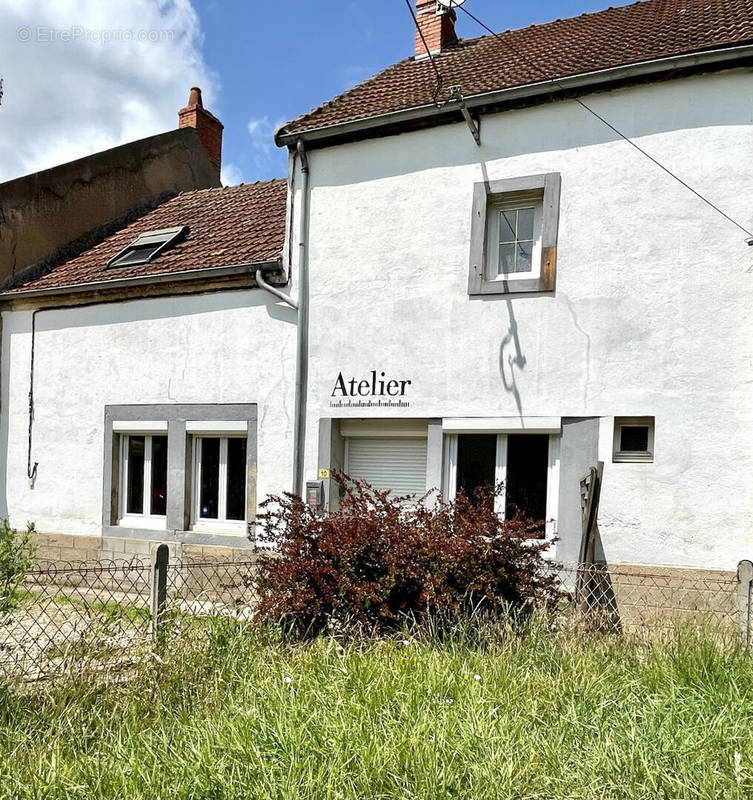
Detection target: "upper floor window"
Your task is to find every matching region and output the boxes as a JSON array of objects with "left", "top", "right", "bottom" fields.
[
  {"left": 469, "top": 173, "right": 561, "bottom": 296},
  {"left": 490, "top": 200, "right": 542, "bottom": 279}
]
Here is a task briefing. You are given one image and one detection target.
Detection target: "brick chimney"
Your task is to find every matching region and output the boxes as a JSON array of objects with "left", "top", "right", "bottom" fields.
[
  {"left": 178, "top": 87, "right": 223, "bottom": 174},
  {"left": 415, "top": 0, "right": 457, "bottom": 57}
]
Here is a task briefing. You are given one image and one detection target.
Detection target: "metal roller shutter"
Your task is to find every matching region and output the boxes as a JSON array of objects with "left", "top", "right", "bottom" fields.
[{"left": 346, "top": 437, "right": 427, "bottom": 496}]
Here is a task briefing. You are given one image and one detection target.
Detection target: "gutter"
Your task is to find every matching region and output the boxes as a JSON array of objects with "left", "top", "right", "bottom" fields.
[
  {"left": 292, "top": 140, "right": 310, "bottom": 498},
  {"left": 0, "top": 259, "right": 284, "bottom": 303},
  {"left": 276, "top": 44, "right": 753, "bottom": 147}
]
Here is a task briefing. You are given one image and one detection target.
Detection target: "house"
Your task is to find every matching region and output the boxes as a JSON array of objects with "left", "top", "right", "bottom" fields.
[
  {"left": 0, "top": 87, "right": 222, "bottom": 285},
  {"left": 1, "top": 0, "right": 751, "bottom": 579}
]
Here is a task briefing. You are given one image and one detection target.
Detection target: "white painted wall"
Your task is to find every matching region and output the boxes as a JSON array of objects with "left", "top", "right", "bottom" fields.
[
  {"left": 300, "top": 69, "right": 753, "bottom": 571},
  {"left": 3, "top": 69, "right": 751, "bottom": 571},
  {"left": 0, "top": 290, "right": 296, "bottom": 538}
]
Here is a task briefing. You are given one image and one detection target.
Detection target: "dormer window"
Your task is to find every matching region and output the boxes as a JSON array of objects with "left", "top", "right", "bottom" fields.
[{"left": 107, "top": 226, "right": 188, "bottom": 269}]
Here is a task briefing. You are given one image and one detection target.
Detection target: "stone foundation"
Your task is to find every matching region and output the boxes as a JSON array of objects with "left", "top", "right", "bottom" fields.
[{"left": 32, "top": 531, "right": 257, "bottom": 566}]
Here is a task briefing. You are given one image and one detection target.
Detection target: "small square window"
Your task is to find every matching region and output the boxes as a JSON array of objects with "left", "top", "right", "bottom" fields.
[{"left": 613, "top": 417, "right": 654, "bottom": 463}]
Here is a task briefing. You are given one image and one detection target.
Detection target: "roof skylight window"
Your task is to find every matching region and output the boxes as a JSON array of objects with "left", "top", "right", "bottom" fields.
[{"left": 107, "top": 226, "right": 188, "bottom": 269}]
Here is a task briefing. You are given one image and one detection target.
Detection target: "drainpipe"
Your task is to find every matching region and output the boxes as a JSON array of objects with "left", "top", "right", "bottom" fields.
[
  {"left": 292, "top": 140, "right": 310, "bottom": 498},
  {"left": 255, "top": 269, "right": 298, "bottom": 310}
]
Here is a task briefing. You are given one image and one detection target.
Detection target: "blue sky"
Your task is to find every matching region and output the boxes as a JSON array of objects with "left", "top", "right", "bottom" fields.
[
  {"left": 194, "top": 0, "right": 635, "bottom": 184},
  {"left": 0, "top": 0, "right": 635, "bottom": 185}
]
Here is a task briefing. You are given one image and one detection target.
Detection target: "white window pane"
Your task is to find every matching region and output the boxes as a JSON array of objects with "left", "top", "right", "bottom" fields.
[
  {"left": 498, "top": 243, "right": 517, "bottom": 274},
  {"left": 499, "top": 210, "right": 517, "bottom": 243},
  {"left": 517, "top": 208, "right": 535, "bottom": 242}
]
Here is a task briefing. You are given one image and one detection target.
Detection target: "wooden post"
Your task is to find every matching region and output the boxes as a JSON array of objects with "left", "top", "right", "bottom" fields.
[
  {"left": 737, "top": 560, "right": 753, "bottom": 647},
  {"left": 150, "top": 544, "right": 169, "bottom": 643},
  {"left": 577, "top": 462, "right": 604, "bottom": 613}
]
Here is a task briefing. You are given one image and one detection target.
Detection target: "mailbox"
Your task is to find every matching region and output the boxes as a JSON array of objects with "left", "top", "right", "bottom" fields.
[{"left": 306, "top": 480, "right": 325, "bottom": 510}]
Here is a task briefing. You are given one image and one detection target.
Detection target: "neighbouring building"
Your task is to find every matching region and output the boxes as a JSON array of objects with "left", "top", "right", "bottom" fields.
[
  {"left": 1, "top": 0, "right": 751, "bottom": 579},
  {"left": 0, "top": 87, "right": 222, "bottom": 285}
]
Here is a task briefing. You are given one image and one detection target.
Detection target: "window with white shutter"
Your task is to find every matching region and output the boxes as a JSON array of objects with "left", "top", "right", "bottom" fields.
[{"left": 345, "top": 436, "right": 428, "bottom": 497}]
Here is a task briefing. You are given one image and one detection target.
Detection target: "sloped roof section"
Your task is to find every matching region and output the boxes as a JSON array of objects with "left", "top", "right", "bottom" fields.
[
  {"left": 5, "top": 180, "right": 287, "bottom": 295},
  {"left": 278, "top": 0, "right": 753, "bottom": 139}
]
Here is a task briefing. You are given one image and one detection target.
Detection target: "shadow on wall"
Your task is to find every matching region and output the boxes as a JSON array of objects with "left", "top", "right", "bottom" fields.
[{"left": 499, "top": 299, "right": 526, "bottom": 419}]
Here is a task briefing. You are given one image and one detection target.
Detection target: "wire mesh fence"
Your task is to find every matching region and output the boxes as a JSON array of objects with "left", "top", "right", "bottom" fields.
[
  {"left": 0, "top": 559, "right": 152, "bottom": 681},
  {"left": 0, "top": 554, "right": 748, "bottom": 682},
  {"left": 557, "top": 562, "right": 740, "bottom": 635}
]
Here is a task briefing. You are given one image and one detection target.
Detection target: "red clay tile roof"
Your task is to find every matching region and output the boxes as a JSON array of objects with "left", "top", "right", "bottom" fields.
[
  {"left": 279, "top": 0, "right": 753, "bottom": 138},
  {"left": 6, "top": 179, "right": 287, "bottom": 294}
]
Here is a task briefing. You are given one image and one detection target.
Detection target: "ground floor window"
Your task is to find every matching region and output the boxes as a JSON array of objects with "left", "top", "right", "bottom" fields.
[
  {"left": 106, "top": 406, "right": 256, "bottom": 536},
  {"left": 119, "top": 433, "right": 168, "bottom": 527},
  {"left": 443, "top": 432, "right": 559, "bottom": 538},
  {"left": 192, "top": 436, "right": 247, "bottom": 528}
]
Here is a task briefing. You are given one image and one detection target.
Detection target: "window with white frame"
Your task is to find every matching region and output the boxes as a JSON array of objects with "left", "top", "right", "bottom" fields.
[
  {"left": 192, "top": 436, "right": 248, "bottom": 528},
  {"left": 443, "top": 429, "right": 560, "bottom": 540},
  {"left": 469, "top": 173, "right": 561, "bottom": 296},
  {"left": 613, "top": 417, "right": 654, "bottom": 463},
  {"left": 119, "top": 433, "right": 168, "bottom": 526},
  {"left": 488, "top": 198, "right": 542, "bottom": 280}
]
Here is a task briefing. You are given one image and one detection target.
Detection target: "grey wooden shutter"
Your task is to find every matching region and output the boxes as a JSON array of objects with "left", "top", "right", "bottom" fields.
[{"left": 346, "top": 437, "right": 427, "bottom": 496}]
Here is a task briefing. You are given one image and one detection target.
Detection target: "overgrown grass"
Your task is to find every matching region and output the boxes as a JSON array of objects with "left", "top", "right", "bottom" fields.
[{"left": 0, "top": 619, "right": 752, "bottom": 800}]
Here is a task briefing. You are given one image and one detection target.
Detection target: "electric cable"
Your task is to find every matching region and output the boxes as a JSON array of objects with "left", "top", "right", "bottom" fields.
[
  {"left": 456, "top": 2, "right": 753, "bottom": 241},
  {"left": 404, "top": 0, "right": 444, "bottom": 99}
]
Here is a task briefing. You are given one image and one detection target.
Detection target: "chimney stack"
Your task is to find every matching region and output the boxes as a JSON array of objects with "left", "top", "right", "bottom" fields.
[
  {"left": 178, "top": 87, "right": 223, "bottom": 175},
  {"left": 414, "top": 0, "right": 457, "bottom": 58}
]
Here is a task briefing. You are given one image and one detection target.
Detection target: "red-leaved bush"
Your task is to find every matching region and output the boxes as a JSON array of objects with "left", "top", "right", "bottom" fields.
[{"left": 253, "top": 475, "right": 561, "bottom": 637}]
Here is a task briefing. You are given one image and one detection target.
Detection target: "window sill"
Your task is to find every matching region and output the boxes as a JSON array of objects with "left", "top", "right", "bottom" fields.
[
  {"left": 612, "top": 452, "right": 654, "bottom": 463},
  {"left": 118, "top": 515, "right": 167, "bottom": 530},
  {"left": 191, "top": 520, "right": 247, "bottom": 535},
  {"left": 468, "top": 271, "right": 555, "bottom": 296}
]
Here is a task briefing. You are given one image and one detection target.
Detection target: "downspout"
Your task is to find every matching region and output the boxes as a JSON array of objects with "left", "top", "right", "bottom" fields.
[
  {"left": 292, "top": 139, "right": 310, "bottom": 498},
  {"left": 255, "top": 269, "right": 298, "bottom": 310}
]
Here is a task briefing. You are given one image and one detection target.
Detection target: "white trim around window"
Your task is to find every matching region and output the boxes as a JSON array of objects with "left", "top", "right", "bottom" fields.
[
  {"left": 191, "top": 435, "right": 248, "bottom": 532},
  {"left": 118, "top": 433, "right": 168, "bottom": 529},
  {"left": 442, "top": 431, "right": 560, "bottom": 543}
]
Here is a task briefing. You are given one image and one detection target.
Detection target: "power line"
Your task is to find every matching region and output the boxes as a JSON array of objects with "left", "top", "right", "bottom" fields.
[
  {"left": 403, "top": 0, "right": 444, "bottom": 99},
  {"left": 456, "top": 2, "right": 753, "bottom": 241}
]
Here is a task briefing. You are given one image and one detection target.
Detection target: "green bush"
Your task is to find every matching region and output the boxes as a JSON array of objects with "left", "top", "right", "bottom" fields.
[{"left": 0, "top": 519, "right": 36, "bottom": 615}]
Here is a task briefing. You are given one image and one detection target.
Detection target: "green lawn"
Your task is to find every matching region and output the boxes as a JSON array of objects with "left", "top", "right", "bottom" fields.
[{"left": 0, "top": 619, "right": 751, "bottom": 800}]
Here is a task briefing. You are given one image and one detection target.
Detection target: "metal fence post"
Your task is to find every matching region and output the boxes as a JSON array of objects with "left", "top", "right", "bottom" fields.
[
  {"left": 736, "top": 560, "right": 753, "bottom": 647},
  {"left": 149, "top": 544, "right": 169, "bottom": 643}
]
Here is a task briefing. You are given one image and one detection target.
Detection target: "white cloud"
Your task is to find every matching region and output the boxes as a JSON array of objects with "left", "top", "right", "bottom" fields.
[
  {"left": 0, "top": 0, "right": 218, "bottom": 181},
  {"left": 247, "top": 115, "right": 286, "bottom": 172},
  {"left": 220, "top": 161, "right": 245, "bottom": 187}
]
